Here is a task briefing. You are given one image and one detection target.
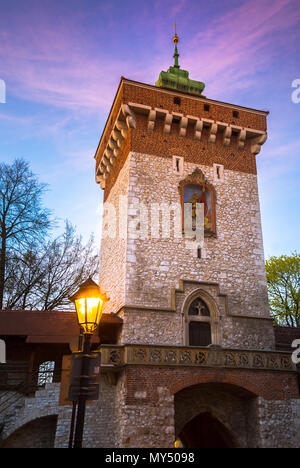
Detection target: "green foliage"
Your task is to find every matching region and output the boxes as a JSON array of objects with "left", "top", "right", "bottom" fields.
[{"left": 265, "top": 252, "right": 300, "bottom": 327}]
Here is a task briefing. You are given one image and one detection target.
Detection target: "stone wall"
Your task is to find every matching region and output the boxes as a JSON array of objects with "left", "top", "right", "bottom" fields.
[
  {"left": 125, "top": 152, "right": 268, "bottom": 314},
  {"left": 1, "top": 368, "right": 299, "bottom": 448},
  {"left": 257, "top": 397, "right": 300, "bottom": 448},
  {"left": 99, "top": 156, "right": 130, "bottom": 315},
  {"left": 99, "top": 150, "right": 273, "bottom": 348},
  {"left": 114, "top": 373, "right": 175, "bottom": 449},
  {"left": 112, "top": 366, "right": 300, "bottom": 448},
  {"left": 1, "top": 415, "right": 57, "bottom": 448},
  {"left": 0, "top": 378, "right": 117, "bottom": 448}
]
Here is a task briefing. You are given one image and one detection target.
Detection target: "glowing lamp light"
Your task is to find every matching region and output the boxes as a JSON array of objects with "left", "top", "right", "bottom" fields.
[{"left": 70, "top": 278, "right": 109, "bottom": 334}]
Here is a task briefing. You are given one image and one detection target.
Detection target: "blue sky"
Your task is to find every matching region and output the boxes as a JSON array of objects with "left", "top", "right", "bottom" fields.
[{"left": 0, "top": 0, "right": 299, "bottom": 257}]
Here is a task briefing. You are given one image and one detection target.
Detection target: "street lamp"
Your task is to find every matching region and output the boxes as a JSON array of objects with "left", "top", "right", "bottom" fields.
[{"left": 69, "top": 278, "right": 109, "bottom": 448}]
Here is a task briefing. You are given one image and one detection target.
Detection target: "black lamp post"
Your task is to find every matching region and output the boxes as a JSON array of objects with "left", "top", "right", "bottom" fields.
[{"left": 69, "top": 278, "right": 108, "bottom": 448}]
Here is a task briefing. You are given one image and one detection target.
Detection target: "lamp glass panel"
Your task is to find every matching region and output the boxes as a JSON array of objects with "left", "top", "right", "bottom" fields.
[
  {"left": 86, "top": 297, "right": 103, "bottom": 324},
  {"left": 75, "top": 297, "right": 104, "bottom": 333}
]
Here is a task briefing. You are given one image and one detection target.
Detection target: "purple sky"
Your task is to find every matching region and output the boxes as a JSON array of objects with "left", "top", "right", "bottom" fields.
[{"left": 0, "top": 0, "right": 299, "bottom": 257}]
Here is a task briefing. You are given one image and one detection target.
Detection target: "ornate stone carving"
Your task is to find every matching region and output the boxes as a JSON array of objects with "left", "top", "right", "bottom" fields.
[
  {"left": 149, "top": 349, "right": 162, "bottom": 363},
  {"left": 178, "top": 168, "right": 207, "bottom": 193},
  {"left": 100, "top": 345, "right": 296, "bottom": 373},
  {"left": 109, "top": 350, "right": 122, "bottom": 365},
  {"left": 133, "top": 348, "right": 147, "bottom": 362},
  {"left": 164, "top": 350, "right": 177, "bottom": 363},
  {"left": 194, "top": 351, "right": 207, "bottom": 365},
  {"left": 179, "top": 350, "right": 192, "bottom": 364},
  {"left": 253, "top": 354, "right": 264, "bottom": 368}
]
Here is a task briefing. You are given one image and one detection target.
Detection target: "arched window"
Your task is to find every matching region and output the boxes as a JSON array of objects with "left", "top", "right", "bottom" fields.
[{"left": 187, "top": 297, "right": 212, "bottom": 346}]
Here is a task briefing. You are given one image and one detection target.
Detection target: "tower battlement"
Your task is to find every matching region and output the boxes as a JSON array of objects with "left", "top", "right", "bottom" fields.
[{"left": 95, "top": 78, "right": 268, "bottom": 198}]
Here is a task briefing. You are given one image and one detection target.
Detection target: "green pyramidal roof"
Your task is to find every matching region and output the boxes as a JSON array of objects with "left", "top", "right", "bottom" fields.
[{"left": 155, "top": 34, "right": 205, "bottom": 97}]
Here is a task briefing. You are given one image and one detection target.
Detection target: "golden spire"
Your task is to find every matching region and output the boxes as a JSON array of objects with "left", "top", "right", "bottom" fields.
[
  {"left": 172, "top": 23, "right": 180, "bottom": 68},
  {"left": 173, "top": 23, "right": 179, "bottom": 44}
]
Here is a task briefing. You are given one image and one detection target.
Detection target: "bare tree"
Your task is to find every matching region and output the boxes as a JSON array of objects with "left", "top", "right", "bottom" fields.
[
  {"left": 35, "top": 221, "right": 99, "bottom": 310},
  {"left": 4, "top": 245, "right": 46, "bottom": 309},
  {"left": 4, "top": 221, "right": 99, "bottom": 310},
  {"left": 0, "top": 159, "right": 51, "bottom": 308}
]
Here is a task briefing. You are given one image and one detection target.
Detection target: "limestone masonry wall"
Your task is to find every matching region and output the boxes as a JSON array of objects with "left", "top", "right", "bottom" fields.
[
  {"left": 125, "top": 151, "right": 267, "bottom": 312},
  {"left": 99, "top": 156, "right": 130, "bottom": 315},
  {"left": 99, "top": 147, "right": 273, "bottom": 348}
]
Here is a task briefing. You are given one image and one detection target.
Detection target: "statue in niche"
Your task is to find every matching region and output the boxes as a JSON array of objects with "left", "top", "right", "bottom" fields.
[{"left": 184, "top": 183, "right": 212, "bottom": 232}]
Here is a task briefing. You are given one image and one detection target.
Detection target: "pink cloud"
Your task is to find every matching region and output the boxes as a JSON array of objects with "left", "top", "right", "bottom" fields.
[
  {"left": 182, "top": 0, "right": 300, "bottom": 99},
  {"left": 0, "top": 0, "right": 299, "bottom": 114}
]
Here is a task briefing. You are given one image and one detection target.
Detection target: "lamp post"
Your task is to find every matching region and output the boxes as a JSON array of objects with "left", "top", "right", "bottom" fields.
[{"left": 69, "top": 278, "right": 108, "bottom": 448}]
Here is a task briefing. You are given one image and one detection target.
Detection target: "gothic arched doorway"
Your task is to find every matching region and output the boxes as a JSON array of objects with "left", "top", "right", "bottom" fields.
[
  {"left": 174, "top": 383, "right": 258, "bottom": 448},
  {"left": 179, "top": 411, "right": 236, "bottom": 448}
]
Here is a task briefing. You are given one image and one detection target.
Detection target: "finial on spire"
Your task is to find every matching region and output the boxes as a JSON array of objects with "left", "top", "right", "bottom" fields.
[
  {"left": 155, "top": 25, "right": 205, "bottom": 96},
  {"left": 172, "top": 23, "right": 180, "bottom": 68},
  {"left": 173, "top": 23, "right": 179, "bottom": 44}
]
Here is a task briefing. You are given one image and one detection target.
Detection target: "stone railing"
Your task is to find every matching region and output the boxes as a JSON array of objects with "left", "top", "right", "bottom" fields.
[{"left": 99, "top": 344, "right": 295, "bottom": 373}]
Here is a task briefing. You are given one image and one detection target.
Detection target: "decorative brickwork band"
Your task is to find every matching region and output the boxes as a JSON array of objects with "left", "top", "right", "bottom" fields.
[{"left": 94, "top": 79, "right": 268, "bottom": 193}]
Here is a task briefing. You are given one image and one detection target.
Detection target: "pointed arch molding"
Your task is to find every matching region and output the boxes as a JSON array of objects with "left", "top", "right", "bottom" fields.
[
  {"left": 170, "top": 279, "right": 228, "bottom": 320},
  {"left": 178, "top": 167, "right": 207, "bottom": 191},
  {"left": 182, "top": 286, "right": 222, "bottom": 346}
]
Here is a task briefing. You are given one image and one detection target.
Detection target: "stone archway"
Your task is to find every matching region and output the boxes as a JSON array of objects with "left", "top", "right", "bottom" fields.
[
  {"left": 174, "top": 382, "right": 258, "bottom": 448},
  {"left": 1, "top": 415, "right": 58, "bottom": 448},
  {"left": 179, "top": 411, "right": 237, "bottom": 448}
]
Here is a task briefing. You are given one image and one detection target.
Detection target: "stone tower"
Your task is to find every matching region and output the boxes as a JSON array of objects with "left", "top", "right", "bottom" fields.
[{"left": 94, "top": 35, "right": 300, "bottom": 448}]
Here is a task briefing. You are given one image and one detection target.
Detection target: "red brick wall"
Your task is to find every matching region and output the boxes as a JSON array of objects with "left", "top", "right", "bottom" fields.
[
  {"left": 124, "top": 366, "right": 299, "bottom": 404},
  {"left": 103, "top": 129, "right": 131, "bottom": 202},
  {"left": 131, "top": 113, "right": 257, "bottom": 175},
  {"left": 98, "top": 79, "right": 267, "bottom": 200},
  {"left": 122, "top": 81, "right": 267, "bottom": 132}
]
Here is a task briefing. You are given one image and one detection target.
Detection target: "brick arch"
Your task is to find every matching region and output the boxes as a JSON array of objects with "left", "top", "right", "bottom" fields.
[
  {"left": 125, "top": 367, "right": 299, "bottom": 407},
  {"left": 163, "top": 367, "right": 297, "bottom": 401},
  {"left": 171, "top": 375, "right": 258, "bottom": 399}
]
